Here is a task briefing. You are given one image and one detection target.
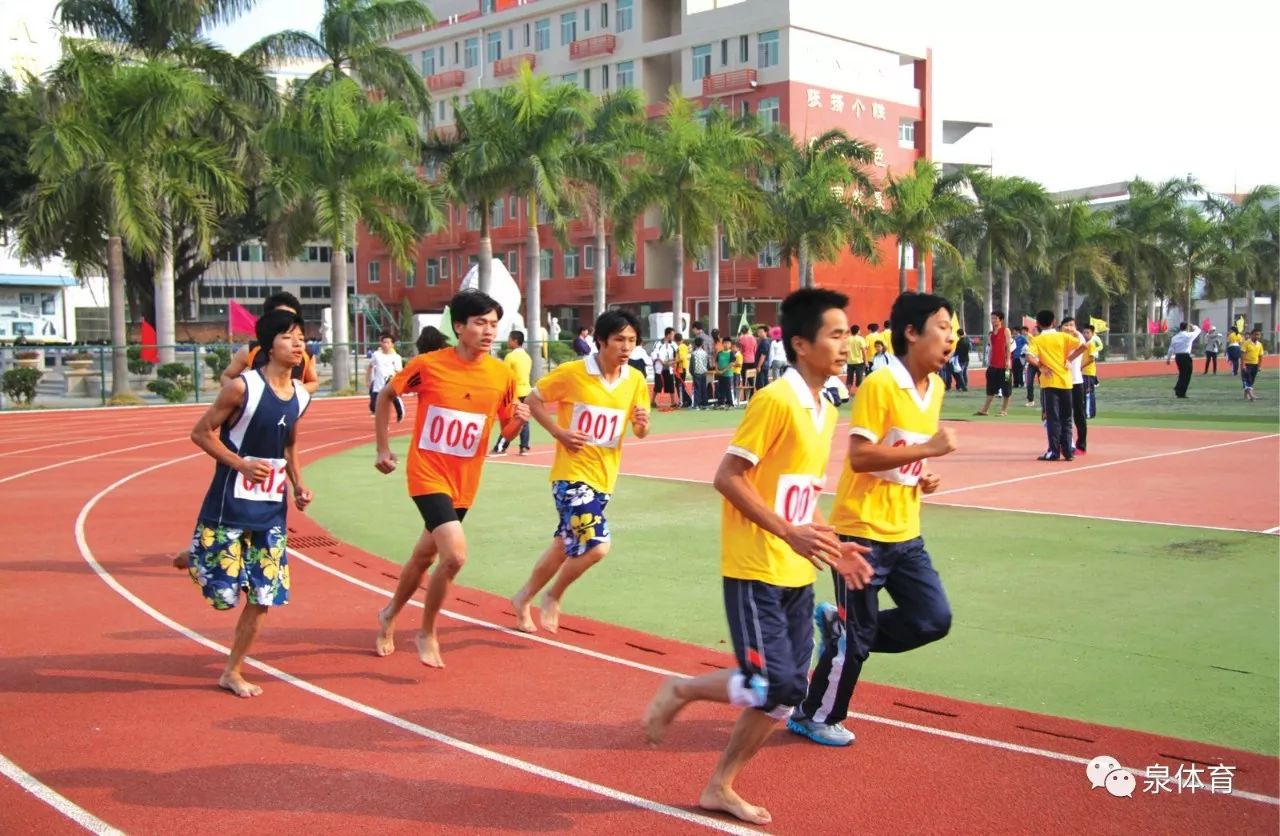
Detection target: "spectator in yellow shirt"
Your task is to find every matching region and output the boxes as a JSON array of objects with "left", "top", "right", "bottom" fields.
[
  {"left": 490, "top": 330, "right": 533, "bottom": 456},
  {"left": 1241, "top": 329, "right": 1265, "bottom": 401},
  {"left": 846, "top": 325, "right": 867, "bottom": 389}
]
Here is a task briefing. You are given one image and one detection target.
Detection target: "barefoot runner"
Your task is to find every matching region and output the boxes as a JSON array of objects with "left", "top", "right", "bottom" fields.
[
  {"left": 643, "top": 289, "right": 873, "bottom": 826},
  {"left": 372, "top": 290, "right": 529, "bottom": 668},
  {"left": 510, "top": 309, "right": 651, "bottom": 634},
  {"left": 186, "top": 310, "right": 314, "bottom": 697}
]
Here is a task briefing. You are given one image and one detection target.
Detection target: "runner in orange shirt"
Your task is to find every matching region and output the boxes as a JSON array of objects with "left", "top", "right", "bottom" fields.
[{"left": 372, "top": 290, "right": 530, "bottom": 668}]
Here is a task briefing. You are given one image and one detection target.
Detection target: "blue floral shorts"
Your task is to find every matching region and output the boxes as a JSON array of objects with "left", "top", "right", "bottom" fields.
[
  {"left": 188, "top": 524, "right": 290, "bottom": 610},
  {"left": 551, "top": 481, "right": 611, "bottom": 558}
]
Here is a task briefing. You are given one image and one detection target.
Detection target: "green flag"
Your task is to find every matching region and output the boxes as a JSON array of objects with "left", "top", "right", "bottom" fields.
[
  {"left": 439, "top": 305, "right": 455, "bottom": 345},
  {"left": 737, "top": 309, "right": 751, "bottom": 336}
]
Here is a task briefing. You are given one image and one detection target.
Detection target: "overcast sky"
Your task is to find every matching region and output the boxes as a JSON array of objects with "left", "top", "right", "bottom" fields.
[{"left": 68, "top": 0, "right": 1280, "bottom": 195}]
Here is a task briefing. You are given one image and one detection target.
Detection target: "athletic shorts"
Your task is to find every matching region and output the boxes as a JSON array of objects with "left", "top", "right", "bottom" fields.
[
  {"left": 722, "top": 577, "right": 814, "bottom": 717},
  {"left": 188, "top": 523, "right": 289, "bottom": 610},
  {"left": 551, "top": 480, "right": 611, "bottom": 558},
  {"left": 985, "top": 366, "right": 1011, "bottom": 397},
  {"left": 413, "top": 493, "right": 469, "bottom": 531}
]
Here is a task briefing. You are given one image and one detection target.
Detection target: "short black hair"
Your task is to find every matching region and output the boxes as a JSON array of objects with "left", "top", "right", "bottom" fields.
[
  {"left": 594, "top": 309, "right": 642, "bottom": 345},
  {"left": 991, "top": 310, "right": 1005, "bottom": 322},
  {"left": 867, "top": 323, "right": 880, "bottom": 332},
  {"left": 508, "top": 329, "right": 525, "bottom": 346},
  {"left": 851, "top": 324, "right": 860, "bottom": 334},
  {"left": 883, "top": 320, "right": 891, "bottom": 328},
  {"left": 255, "top": 309, "right": 305, "bottom": 361},
  {"left": 1082, "top": 323, "right": 1095, "bottom": 332},
  {"left": 1060, "top": 316, "right": 1075, "bottom": 327},
  {"left": 1178, "top": 321, "right": 1189, "bottom": 331},
  {"left": 1230, "top": 326, "right": 1239, "bottom": 334},
  {"left": 779, "top": 288, "right": 849, "bottom": 363},
  {"left": 1036, "top": 310, "right": 1055, "bottom": 328},
  {"left": 739, "top": 325, "right": 750, "bottom": 335},
  {"left": 378, "top": 331, "right": 394, "bottom": 341},
  {"left": 416, "top": 325, "right": 449, "bottom": 354},
  {"left": 664, "top": 327, "right": 674, "bottom": 337},
  {"left": 578, "top": 326, "right": 590, "bottom": 335},
  {"left": 890, "top": 292, "right": 953, "bottom": 355},
  {"left": 449, "top": 290, "right": 503, "bottom": 335},
  {"left": 693, "top": 321, "right": 704, "bottom": 331},
  {"left": 264, "top": 291, "right": 302, "bottom": 315},
  {"left": 693, "top": 337, "right": 704, "bottom": 349}
]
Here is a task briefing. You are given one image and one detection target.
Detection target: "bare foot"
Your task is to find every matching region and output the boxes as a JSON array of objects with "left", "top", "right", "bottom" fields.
[
  {"left": 173, "top": 551, "right": 191, "bottom": 570},
  {"left": 218, "top": 671, "right": 262, "bottom": 698},
  {"left": 512, "top": 592, "right": 537, "bottom": 633},
  {"left": 375, "top": 606, "right": 396, "bottom": 657},
  {"left": 415, "top": 630, "right": 445, "bottom": 668},
  {"left": 538, "top": 593, "right": 561, "bottom": 634},
  {"left": 698, "top": 784, "right": 771, "bottom": 825},
  {"left": 643, "top": 677, "right": 687, "bottom": 744}
]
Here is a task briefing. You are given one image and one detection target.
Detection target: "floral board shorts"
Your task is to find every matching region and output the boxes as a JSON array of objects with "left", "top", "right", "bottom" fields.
[
  {"left": 188, "top": 524, "right": 290, "bottom": 610},
  {"left": 551, "top": 481, "right": 611, "bottom": 559}
]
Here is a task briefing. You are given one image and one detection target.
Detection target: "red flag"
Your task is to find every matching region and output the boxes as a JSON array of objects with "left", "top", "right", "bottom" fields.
[
  {"left": 140, "top": 320, "right": 159, "bottom": 364},
  {"left": 228, "top": 299, "right": 258, "bottom": 338}
]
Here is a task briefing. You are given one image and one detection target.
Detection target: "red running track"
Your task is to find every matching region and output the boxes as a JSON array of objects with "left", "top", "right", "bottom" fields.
[{"left": 0, "top": 401, "right": 1277, "bottom": 835}]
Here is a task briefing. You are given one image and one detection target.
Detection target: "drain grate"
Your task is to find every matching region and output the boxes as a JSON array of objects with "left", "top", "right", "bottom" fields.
[{"left": 290, "top": 535, "right": 340, "bottom": 549}]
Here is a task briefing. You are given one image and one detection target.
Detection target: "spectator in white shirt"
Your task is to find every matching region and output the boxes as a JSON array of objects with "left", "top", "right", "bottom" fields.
[
  {"left": 1165, "top": 322, "right": 1201, "bottom": 399},
  {"left": 368, "top": 332, "right": 404, "bottom": 420}
]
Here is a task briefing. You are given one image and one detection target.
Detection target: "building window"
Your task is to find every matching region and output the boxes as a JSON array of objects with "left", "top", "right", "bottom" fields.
[
  {"left": 464, "top": 37, "right": 479, "bottom": 69},
  {"left": 405, "top": 263, "right": 416, "bottom": 288},
  {"left": 238, "top": 244, "right": 264, "bottom": 262},
  {"left": 509, "top": 196, "right": 519, "bottom": 219},
  {"left": 560, "top": 12, "right": 576, "bottom": 46},
  {"left": 535, "top": 18, "right": 550, "bottom": 51},
  {"left": 437, "top": 100, "right": 446, "bottom": 122},
  {"left": 486, "top": 31, "right": 502, "bottom": 63},
  {"left": 490, "top": 200, "right": 504, "bottom": 228},
  {"left": 537, "top": 201, "right": 552, "bottom": 224},
  {"left": 898, "top": 119, "right": 916, "bottom": 147},
  {"left": 739, "top": 34, "right": 748, "bottom": 62},
  {"left": 583, "top": 7, "right": 591, "bottom": 32},
  {"left": 481, "top": 0, "right": 495, "bottom": 12},
  {"left": 758, "top": 242, "right": 781, "bottom": 268},
  {"left": 305, "top": 245, "right": 332, "bottom": 263},
  {"left": 601, "top": 2, "right": 609, "bottom": 28},
  {"left": 453, "top": 41, "right": 460, "bottom": 65},
  {"left": 616, "top": 0, "right": 632, "bottom": 33},
  {"left": 507, "top": 27, "right": 514, "bottom": 51},
  {"left": 694, "top": 247, "right": 709, "bottom": 272},
  {"left": 523, "top": 22, "right": 531, "bottom": 48},
  {"left": 426, "top": 260, "right": 439, "bottom": 286},
  {"left": 561, "top": 72, "right": 579, "bottom": 87},
  {"left": 439, "top": 45, "right": 446, "bottom": 67},
  {"left": 540, "top": 248, "right": 554, "bottom": 279},
  {"left": 421, "top": 50, "right": 434, "bottom": 76},
  {"left": 757, "top": 96, "right": 779, "bottom": 127},
  {"left": 721, "top": 39, "right": 728, "bottom": 66},
  {"left": 602, "top": 64, "right": 610, "bottom": 89},
  {"left": 467, "top": 208, "right": 480, "bottom": 231},
  {"left": 368, "top": 261, "right": 381, "bottom": 283},
  {"left": 564, "top": 247, "right": 580, "bottom": 276},
  {"left": 507, "top": 250, "right": 519, "bottom": 276},
  {"left": 758, "top": 30, "right": 779, "bottom": 69},
  {"left": 739, "top": 99, "right": 750, "bottom": 118},
  {"left": 617, "top": 252, "right": 636, "bottom": 275},
  {"left": 583, "top": 67, "right": 591, "bottom": 91},
  {"left": 721, "top": 234, "right": 730, "bottom": 260},
  {"left": 692, "top": 44, "right": 711, "bottom": 81},
  {"left": 584, "top": 245, "right": 596, "bottom": 270},
  {"left": 616, "top": 60, "right": 634, "bottom": 89}
]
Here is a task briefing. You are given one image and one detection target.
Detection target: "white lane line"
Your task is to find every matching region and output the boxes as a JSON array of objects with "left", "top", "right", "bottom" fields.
[
  {"left": 927, "top": 434, "right": 1279, "bottom": 498},
  {"left": 1262, "top": 526, "right": 1280, "bottom": 535},
  {"left": 926, "top": 500, "right": 1278, "bottom": 537},
  {"left": 72, "top": 456, "right": 756, "bottom": 835},
  {"left": 0, "top": 751, "right": 123, "bottom": 835}
]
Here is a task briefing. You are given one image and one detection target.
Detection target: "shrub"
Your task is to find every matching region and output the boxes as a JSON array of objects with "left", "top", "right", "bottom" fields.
[
  {"left": 204, "top": 347, "right": 232, "bottom": 378},
  {"left": 546, "top": 340, "right": 577, "bottom": 366},
  {"left": 319, "top": 347, "right": 333, "bottom": 365},
  {"left": 146, "top": 362, "right": 193, "bottom": 403},
  {"left": 107, "top": 392, "right": 144, "bottom": 406},
  {"left": 2, "top": 367, "right": 42, "bottom": 404},
  {"left": 126, "top": 345, "right": 154, "bottom": 375},
  {"left": 68, "top": 351, "right": 94, "bottom": 362},
  {"left": 15, "top": 349, "right": 40, "bottom": 360}
]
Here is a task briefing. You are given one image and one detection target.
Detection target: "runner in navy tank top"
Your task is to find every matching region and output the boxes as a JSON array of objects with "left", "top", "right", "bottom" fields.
[{"left": 187, "top": 310, "right": 314, "bottom": 698}]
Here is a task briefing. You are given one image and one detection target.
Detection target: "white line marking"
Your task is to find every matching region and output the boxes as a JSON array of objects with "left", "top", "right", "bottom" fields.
[
  {"left": 927, "top": 434, "right": 1279, "bottom": 498},
  {"left": 72, "top": 458, "right": 757, "bottom": 835},
  {"left": 1263, "top": 526, "right": 1280, "bottom": 535},
  {"left": 0, "top": 438, "right": 187, "bottom": 485},
  {"left": 927, "top": 500, "right": 1278, "bottom": 537},
  {"left": 0, "top": 751, "right": 123, "bottom": 835}
]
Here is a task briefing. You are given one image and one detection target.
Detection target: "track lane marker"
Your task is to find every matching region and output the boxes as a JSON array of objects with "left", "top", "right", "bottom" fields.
[{"left": 0, "top": 752, "right": 123, "bottom": 835}]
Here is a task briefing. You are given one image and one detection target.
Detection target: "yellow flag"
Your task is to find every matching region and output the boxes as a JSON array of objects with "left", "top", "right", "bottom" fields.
[
  {"left": 1235, "top": 315, "right": 1246, "bottom": 333},
  {"left": 951, "top": 310, "right": 961, "bottom": 344},
  {"left": 1089, "top": 316, "right": 1109, "bottom": 333}
]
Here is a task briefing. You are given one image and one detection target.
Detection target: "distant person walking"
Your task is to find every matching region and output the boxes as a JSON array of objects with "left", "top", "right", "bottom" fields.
[
  {"left": 1226, "top": 327, "right": 1243, "bottom": 375},
  {"left": 1203, "top": 327, "right": 1223, "bottom": 374},
  {"left": 1165, "top": 321, "right": 1202, "bottom": 398}
]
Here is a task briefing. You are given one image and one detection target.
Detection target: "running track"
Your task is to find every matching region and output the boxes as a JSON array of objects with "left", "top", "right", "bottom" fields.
[{"left": 1, "top": 401, "right": 1276, "bottom": 834}]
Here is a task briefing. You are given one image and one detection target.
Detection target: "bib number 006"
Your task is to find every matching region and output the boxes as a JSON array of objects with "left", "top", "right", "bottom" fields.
[{"left": 418, "top": 405, "right": 485, "bottom": 457}]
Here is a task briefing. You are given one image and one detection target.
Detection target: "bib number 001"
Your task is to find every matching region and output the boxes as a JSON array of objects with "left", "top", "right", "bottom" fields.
[
  {"left": 775, "top": 474, "right": 819, "bottom": 525},
  {"left": 418, "top": 405, "right": 484, "bottom": 457},
  {"left": 234, "top": 457, "right": 287, "bottom": 503},
  {"left": 570, "top": 403, "right": 624, "bottom": 449}
]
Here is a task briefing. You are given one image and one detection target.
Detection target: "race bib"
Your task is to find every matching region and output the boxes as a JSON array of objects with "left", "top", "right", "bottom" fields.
[
  {"left": 775, "top": 474, "right": 821, "bottom": 525},
  {"left": 570, "top": 403, "right": 625, "bottom": 449},
  {"left": 872, "top": 427, "right": 931, "bottom": 487},
  {"left": 418, "top": 405, "right": 485, "bottom": 457},
  {"left": 233, "top": 457, "right": 287, "bottom": 503}
]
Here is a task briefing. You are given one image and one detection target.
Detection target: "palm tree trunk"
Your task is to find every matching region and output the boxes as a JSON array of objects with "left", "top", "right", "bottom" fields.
[
  {"left": 156, "top": 211, "right": 176, "bottom": 365},
  {"left": 1128, "top": 288, "right": 1138, "bottom": 360},
  {"left": 1068, "top": 277, "right": 1077, "bottom": 319},
  {"left": 898, "top": 241, "right": 907, "bottom": 294},
  {"left": 526, "top": 196, "right": 544, "bottom": 379},
  {"left": 796, "top": 248, "right": 807, "bottom": 291},
  {"left": 1246, "top": 288, "right": 1256, "bottom": 332},
  {"left": 983, "top": 244, "right": 994, "bottom": 322},
  {"left": 477, "top": 209, "right": 493, "bottom": 295},
  {"left": 1271, "top": 272, "right": 1279, "bottom": 341},
  {"left": 708, "top": 226, "right": 720, "bottom": 333},
  {"left": 672, "top": 225, "right": 685, "bottom": 340},
  {"left": 1185, "top": 267, "right": 1194, "bottom": 327},
  {"left": 916, "top": 248, "right": 926, "bottom": 293},
  {"left": 592, "top": 209, "right": 607, "bottom": 321},
  {"left": 1226, "top": 294, "right": 1236, "bottom": 333},
  {"left": 1146, "top": 293, "right": 1157, "bottom": 355},
  {"left": 107, "top": 235, "right": 131, "bottom": 397},
  {"left": 330, "top": 247, "right": 351, "bottom": 391},
  {"left": 998, "top": 263, "right": 1008, "bottom": 316}
]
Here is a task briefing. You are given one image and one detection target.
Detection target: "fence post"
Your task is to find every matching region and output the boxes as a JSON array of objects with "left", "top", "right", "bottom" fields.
[
  {"left": 98, "top": 345, "right": 107, "bottom": 406},
  {"left": 192, "top": 346, "right": 201, "bottom": 403}
]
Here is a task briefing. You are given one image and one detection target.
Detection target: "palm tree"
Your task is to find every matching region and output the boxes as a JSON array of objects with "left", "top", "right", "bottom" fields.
[
  {"left": 1108, "top": 178, "right": 1187, "bottom": 354},
  {"left": 879, "top": 158, "right": 968, "bottom": 293},
  {"left": 1046, "top": 201, "right": 1120, "bottom": 320},
  {"left": 767, "top": 127, "right": 879, "bottom": 291},
  {"left": 1169, "top": 204, "right": 1221, "bottom": 327},
  {"left": 1204, "top": 186, "right": 1278, "bottom": 335},
  {"left": 932, "top": 255, "right": 985, "bottom": 332},
  {"left": 56, "top": 0, "right": 276, "bottom": 362},
  {"left": 950, "top": 170, "right": 1049, "bottom": 320},
  {"left": 21, "top": 44, "right": 244, "bottom": 395},
  {"left": 261, "top": 76, "right": 445, "bottom": 390},
  {"left": 244, "top": 0, "right": 434, "bottom": 114}
]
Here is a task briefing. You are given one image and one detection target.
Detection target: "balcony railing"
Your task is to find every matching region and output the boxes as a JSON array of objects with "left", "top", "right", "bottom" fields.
[
  {"left": 645, "top": 102, "right": 669, "bottom": 120},
  {"left": 702, "top": 69, "right": 757, "bottom": 97},
  {"left": 430, "top": 10, "right": 482, "bottom": 31},
  {"left": 494, "top": 53, "right": 535, "bottom": 77},
  {"left": 426, "top": 70, "right": 466, "bottom": 92},
  {"left": 569, "top": 34, "right": 617, "bottom": 61}
]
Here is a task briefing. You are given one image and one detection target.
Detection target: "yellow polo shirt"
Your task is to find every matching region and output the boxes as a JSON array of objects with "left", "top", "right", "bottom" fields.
[
  {"left": 1082, "top": 335, "right": 1103, "bottom": 377},
  {"left": 504, "top": 347, "right": 532, "bottom": 397},
  {"left": 1241, "top": 340, "right": 1265, "bottom": 365},
  {"left": 721, "top": 369, "right": 838, "bottom": 587},
  {"left": 533, "top": 355, "right": 650, "bottom": 493},
  {"left": 830, "top": 357, "right": 943, "bottom": 543},
  {"left": 677, "top": 342, "right": 690, "bottom": 374},
  {"left": 1028, "top": 329, "right": 1077, "bottom": 390},
  {"left": 847, "top": 334, "right": 867, "bottom": 364}
]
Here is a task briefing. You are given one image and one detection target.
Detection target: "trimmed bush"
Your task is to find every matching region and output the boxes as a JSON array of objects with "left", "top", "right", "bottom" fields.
[
  {"left": 126, "top": 345, "right": 154, "bottom": 375},
  {"left": 147, "top": 362, "right": 194, "bottom": 403},
  {"left": 2, "top": 367, "right": 42, "bottom": 404},
  {"left": 204, "top": 347, "right": 232, "bottom": 378}
]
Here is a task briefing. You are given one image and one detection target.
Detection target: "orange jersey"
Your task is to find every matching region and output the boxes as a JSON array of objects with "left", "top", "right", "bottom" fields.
[
  {"left": 389, "top": 348, "right": 518, "bottom": 507},
  {"left": 246, "top": 343, "right": 317, "bottom": 383}
]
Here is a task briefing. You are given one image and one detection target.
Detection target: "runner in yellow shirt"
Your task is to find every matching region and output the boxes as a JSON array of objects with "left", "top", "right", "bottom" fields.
[
  {"left": 1026, "top": 310, "right": 1088, "bottom": 461},
  {"left": 846, "top": 325, "right": 867, "bottom": 390},
  {"left": 511, "top": 310, "right": 651, "bottom": 633},
  {"left": 1241, "top": 329, "right": 1265, "bottom": 401},
  {"left": 643, "top": 289, "right": 873, "bottom": 826},
  {"left": 490, "top": 330, "right": 534, "bottom": 456}
]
